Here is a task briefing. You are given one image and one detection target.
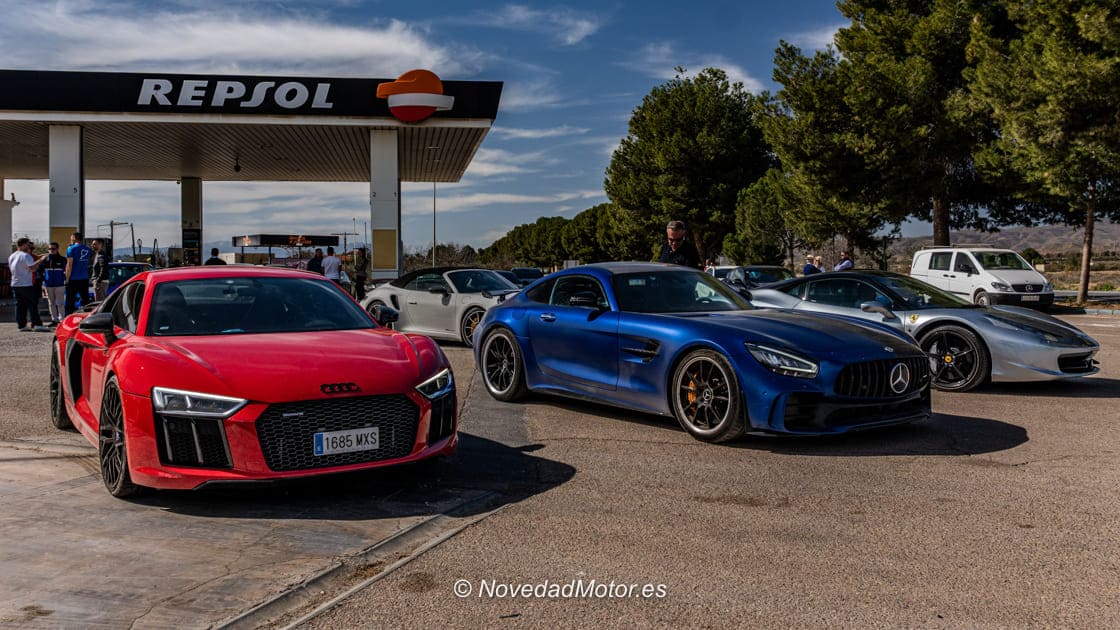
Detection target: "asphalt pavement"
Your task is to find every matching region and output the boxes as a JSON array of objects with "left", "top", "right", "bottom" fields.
[{"left": 0, "top": 312, "right": 1118, "bottom": 628}]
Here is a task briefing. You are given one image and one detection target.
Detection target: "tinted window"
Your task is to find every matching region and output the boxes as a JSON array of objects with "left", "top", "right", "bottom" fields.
[
  {"left": 747, "top": 267, "right": 794, "bottom": 283},
  {"left": 110, "top": 281, "right": 144, "bottom": 333},
  {"left": 512, "top": 267, "right": 544, "bottom": 281},
  {"left": 806, "top": 278, "right": 865, "bottom": 308},
  {"left": 147, "top": 276, "right": 374, "bottom": 336},
  {"left": 108, "top": 264, "right": 151, "bottom": 285},
  {"left": 550, "top": 275, "right": 608, "bottom": 308},
  {"left": 611, "top": 269, "right": 750, "bottom": 313},
  {"left": 929, "top": 252, "right": 951, "bottom": 271},
  {"left": 953, "top": 253, "right": 976, "bottom": 273},
  {"left": 404, "top": 272, "right": 449, "bottom": 292},
  {"left": 524, "top": 278, "right": 556, "bottom": 304},
  {"left": 447, "top": 269, "right": 518, "bottom": 293}
]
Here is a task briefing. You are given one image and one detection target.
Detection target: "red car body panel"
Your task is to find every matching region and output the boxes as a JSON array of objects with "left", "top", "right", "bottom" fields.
[{"left": 53, "top": 266, "right": 457, "bottom": 492}]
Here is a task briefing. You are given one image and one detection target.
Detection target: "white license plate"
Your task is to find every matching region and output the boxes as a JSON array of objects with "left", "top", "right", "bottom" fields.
[
  {"left": 1021, "top": 295, "right": 1040, "bottom": 302},
  {"left": 313, "top": 427, "right": 379, "bottom": 456}
]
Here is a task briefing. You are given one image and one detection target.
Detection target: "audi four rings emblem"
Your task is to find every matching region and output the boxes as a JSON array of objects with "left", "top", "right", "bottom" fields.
[
  {"left": 320, "top": 382, "right": 360, "bottom": 394},
  {"left": 889, "top": 363, "right": 911, "bottom": 394}
]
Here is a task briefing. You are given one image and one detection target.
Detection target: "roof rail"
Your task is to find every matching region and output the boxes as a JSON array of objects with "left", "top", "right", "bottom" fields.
[{"left": 918, "top": 243, "right": 1004, "bottom": 250}]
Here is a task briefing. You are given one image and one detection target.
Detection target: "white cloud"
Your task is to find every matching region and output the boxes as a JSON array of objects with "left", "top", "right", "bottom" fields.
[
  {"left": 621, "top": 42, "right": 766, "bottom": 94},
  {"left": 787, "top": 24, "right": 843, "bottom": 51},
  {"left": 0, "top": 2, "right": 486, "bottom": 77},
  {"left": 490, "top": 125, "right": 590, "bottom": 140},
  {"left": 403, "top": 189, "right": 604, "bottom": 216},
  {"left": 464, "top": 4, "right": 605, "bottom": 46},
  {"left": 499, "top": 78, "right": 568, "bottom": 111}
]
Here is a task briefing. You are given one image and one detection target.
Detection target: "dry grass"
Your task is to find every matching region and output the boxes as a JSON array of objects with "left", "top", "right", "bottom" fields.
[{"left": 1046, "top": 269, "right": 1120, "bottom": 292}]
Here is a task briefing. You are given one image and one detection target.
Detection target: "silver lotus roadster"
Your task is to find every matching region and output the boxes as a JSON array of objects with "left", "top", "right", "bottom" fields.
[{"left": 748, "top": 270, "right": 1100, "bottom": 392}]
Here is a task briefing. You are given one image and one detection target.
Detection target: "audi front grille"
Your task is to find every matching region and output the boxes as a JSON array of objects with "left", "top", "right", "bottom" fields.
[{"left": 255, "top": 395, "right": 419, "bottom": 472}]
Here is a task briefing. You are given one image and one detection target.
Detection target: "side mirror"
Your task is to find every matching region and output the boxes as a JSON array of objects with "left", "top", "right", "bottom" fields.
[
  {"left": 860, "top": 301, "right": 896, "bottom": 320},
  {"left": 372, "top": 304, "right": 400, "bottom": 326},
  {"left": 568, "top": 291, "right": 602, "bottom": 309},
  {"left": 78, "top": 312, "right": 118, "bottom": 344}
]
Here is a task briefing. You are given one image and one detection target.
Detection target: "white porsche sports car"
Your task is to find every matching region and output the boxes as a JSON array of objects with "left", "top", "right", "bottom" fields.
[{"left": 361, "top": 267, "right": 520, "bottom": 346}]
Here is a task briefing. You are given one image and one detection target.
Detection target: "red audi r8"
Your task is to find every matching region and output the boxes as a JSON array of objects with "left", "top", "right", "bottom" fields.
[{"left": 49, "top": 266, "right": 457, "bottom": 498}]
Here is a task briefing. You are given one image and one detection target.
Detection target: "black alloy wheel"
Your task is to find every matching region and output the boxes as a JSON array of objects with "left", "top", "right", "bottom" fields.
[
  {"left": 460, "top": 308, "right": 485, "bottom": 347},
  {"left": 480, "top": 329, "right": 527, "bottom": 402},
  {"left": 919, "top": 325, "right": 990, "bottom": 392},
  {"left": 98, "top": 376, "right": 142, "bottom": 498},
  {"left": 670, "top": 350, "right": 745, "bottom": 442},
  {"left": 49, "top": 345, "right": 73, "bottom": 430}
]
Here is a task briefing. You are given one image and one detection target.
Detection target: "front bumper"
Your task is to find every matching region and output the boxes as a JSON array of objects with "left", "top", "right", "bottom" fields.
[
  {"left": 988, "top": 292, "right": 1054, "bottom": 308},
  {"left": 120, "top": 389, "right": 457, "bottom": 491}
]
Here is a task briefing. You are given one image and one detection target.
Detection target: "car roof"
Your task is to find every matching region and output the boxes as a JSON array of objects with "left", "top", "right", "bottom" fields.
[{"left": 141, "top": 265, "right": 326, "bottom": 284}]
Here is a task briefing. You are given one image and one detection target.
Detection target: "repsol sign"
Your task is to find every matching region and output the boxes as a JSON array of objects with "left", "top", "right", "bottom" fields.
[
  {"left": 138, "top": 78, "right": 335, "bottom": 111},
  {"left": 0, "top": 69, "right": 503, "bottom": 120}
]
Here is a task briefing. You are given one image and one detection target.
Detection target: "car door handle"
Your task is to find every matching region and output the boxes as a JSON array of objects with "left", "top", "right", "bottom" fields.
[
  {"left": 539, "top": 313, "right": 556, "bottom": 322},
  {"left": 406, "top": 300, "right": 418, "bottom": 305}
]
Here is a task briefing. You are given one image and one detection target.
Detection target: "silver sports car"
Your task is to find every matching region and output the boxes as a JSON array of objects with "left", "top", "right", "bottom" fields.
[
  {"left": 361, "top": 267, "right": 520, "bottom": 346},
  {"left": 748, "top": 270, "right": 1100, "bottom": 391}
]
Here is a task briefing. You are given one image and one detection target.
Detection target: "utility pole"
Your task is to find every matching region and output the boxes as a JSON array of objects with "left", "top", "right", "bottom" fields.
[
  {"left": 432, "top": 182, "right": 437, "bottom": 268},
  {"left": 331, "top": 231, "right": 359, "bottom": 253}
]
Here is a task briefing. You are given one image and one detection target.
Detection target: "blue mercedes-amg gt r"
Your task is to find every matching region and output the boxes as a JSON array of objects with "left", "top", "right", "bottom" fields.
[{"left": 473, "top": 262, "right": 932, "bottom": 442}]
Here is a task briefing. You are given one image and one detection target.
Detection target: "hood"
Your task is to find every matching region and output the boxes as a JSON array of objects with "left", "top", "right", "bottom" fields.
[
  {"left": 680, "top": 310, "right": 920, "bottom": 361},
  {"left": 149, "top": 328, "right": 426, "bottom": 402},
  {"left": 986, "top": 306, "right": 1098, "bottom": 345},
  {"left": 987, "top": 269, "right": 1049, "bottom": 288}
]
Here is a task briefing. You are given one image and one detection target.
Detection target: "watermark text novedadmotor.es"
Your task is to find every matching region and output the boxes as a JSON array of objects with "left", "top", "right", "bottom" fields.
[{"left": 454, "top": 578, "right": 667, "bottom": 599}]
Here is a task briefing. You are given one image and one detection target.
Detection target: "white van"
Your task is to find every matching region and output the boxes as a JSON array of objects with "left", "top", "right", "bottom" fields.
[{"left": 910, "top": 247, "right": 1053, "bottom": 308}]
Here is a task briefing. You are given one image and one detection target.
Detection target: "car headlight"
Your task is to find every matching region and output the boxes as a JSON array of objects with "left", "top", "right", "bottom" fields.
[
  {"left": 991, "top": 281, "right": 1012, "bottom": 292},
  {"left": 152, "top": 387, "right": 248, "bottom": 418},
  {"left": 1043, "top": 281, "right": 1053, "bottom": 292},
  {"left": 746, "top": 343, "right": 819, "bottom": 378},
  {"left": 416, "top": 368, "right": 454, "bottom": 399}
]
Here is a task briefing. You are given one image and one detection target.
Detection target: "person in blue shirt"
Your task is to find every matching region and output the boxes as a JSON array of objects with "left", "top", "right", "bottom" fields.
[
  {"left": 801, "top": 255, "right": 821, "bottom": 276},
  {"left": 65, "top": 232, "right": 92, "bottom": 314},
  {"left": 42, "top": 242, "right": 68, "bottom": 324}
]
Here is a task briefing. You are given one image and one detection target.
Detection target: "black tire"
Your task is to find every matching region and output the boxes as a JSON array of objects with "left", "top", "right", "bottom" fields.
[
  {"left": 670, "top": 349, "right": 746, "bottom": 443},
  {"left": 919, "top": 325, "right": 990, "bottom": 392},
  {"left": 98, "top": 376, "right": 142, "bottom": 498},
  {"left": 480, "top": 328, "right": 527, "bottom": 402},
  {"left": 460, "top": 308, "right": 485, "bottom": 347},
  {"left": 974, "top": 291, "right": 990, "bottom": 306},
  {"left": 49, "top": 344, "right": 73, "bottom": 431}
]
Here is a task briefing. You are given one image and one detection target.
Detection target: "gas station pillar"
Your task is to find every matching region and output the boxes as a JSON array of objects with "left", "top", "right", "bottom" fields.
[
  {"left": 369, "top": 129, "right": 401, "bottom": 278},
  {"left": 48, "top": 125, "right": 84, "bottom": 245},
  {"left": 181, "top": 177, "right": 203, "bottom": 266}
]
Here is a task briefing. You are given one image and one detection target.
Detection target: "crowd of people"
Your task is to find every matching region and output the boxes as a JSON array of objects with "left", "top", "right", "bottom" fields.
[{"left": 656, "top": 219, "right": 854, "bottom": 275}]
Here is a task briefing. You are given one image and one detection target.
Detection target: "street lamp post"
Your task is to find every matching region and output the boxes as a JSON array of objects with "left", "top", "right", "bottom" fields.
[{"left": 432, "top": 182, "right": 437, "bottom": 268}]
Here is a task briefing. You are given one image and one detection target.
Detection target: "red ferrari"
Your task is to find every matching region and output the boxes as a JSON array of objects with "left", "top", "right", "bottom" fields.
[{"left": 49, "top": 266, "right": 457, "bottom": 498}]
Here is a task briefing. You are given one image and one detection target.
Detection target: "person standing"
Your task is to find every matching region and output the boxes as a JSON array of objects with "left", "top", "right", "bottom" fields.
[
  {"left": 656, "top": 220, "right": 701, "bottom": 269},
  {"left": 204, "top": 247, "right": 227, "bottom": 265},
  {"left": 306, "top": 248, "right": 324, "bottom": 274},
  {"left": 833, "top": 251, "right": 854, "bottom": 271},
  {"left": 321, "top": 246, "right": 342, "bottom": 284},
  {"left": 89, "top": 239, "right": 109, "bottom": 301},
  {"left": 64, "top": 232, "right": 92, "bottom": 314},
  {"left": 801, "top": 255, "right": 821, "bottom": 276},
  {"left": 8, "top": 237, "right": 50, "bottom": 332},
  {"left": 42, "top": 242, "right": 68, "bottom": 325},
  {"left": 351, "top": 247, "right": 369, "bottom": 300}
]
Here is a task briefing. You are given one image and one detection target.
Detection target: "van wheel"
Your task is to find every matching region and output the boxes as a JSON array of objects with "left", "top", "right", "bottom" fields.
[{"left": 974, "top": 291, "right": 990, "bottom": 306}]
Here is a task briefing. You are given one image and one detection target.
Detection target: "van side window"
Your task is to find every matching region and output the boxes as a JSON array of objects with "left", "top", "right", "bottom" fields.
[
  {"left": 953, "top": 254, "right": 976, "bottom": 273},
  {"left": 929, "top": 252, "right": 951, "bottom": 271}
]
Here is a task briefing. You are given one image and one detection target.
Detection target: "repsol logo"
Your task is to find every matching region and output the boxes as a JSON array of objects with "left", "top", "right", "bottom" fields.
[{"left": 138, "top": 78, "right": 335, "bottom": 110}]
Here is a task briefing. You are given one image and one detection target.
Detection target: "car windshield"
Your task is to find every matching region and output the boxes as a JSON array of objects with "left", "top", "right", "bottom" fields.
[
  {"left": 709, "top": 267, "right": 732, "bottom": 279},
  {"left": 447, "top": 270, "right": 519, "bottom": 293},
  {"left": 147, "top": 276, "right": 374, "bottom": 336},
  {"left": 974, "top": 251, "right": 1034, "bottom": 271},
  {"left": 747, "top": 267, "right": 794, "bottom": 283},
  {"left": 108, "top": 264, "right": 151, "bottom": 285},
  {"left": 880, "top": 274, "right": 971, "bottom": 309},
  {"left": 612, "top": 269, "right": 752, "bottom": 313}
]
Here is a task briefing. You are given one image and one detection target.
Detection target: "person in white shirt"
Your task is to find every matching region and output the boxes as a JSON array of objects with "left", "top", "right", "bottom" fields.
[
  {"left": 321, "top": 246, "right": 342, "bottom": 284},
  {"left": 8, "top": 237, "right": 51, "bottom": 332}
]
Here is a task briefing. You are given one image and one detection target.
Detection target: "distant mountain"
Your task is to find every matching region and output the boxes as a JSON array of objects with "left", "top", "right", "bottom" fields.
[{"left": 893, "top": 221, "right": 1120, "bottom": 258}]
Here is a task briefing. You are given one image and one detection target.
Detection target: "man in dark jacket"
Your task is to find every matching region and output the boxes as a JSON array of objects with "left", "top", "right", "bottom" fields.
[
  {"left": 42, "top": 242, "right": 68, "bottom": 324},
  {"left": 305, "top": 248, "right": 324, "bottom": 274},
  {"left": 656, "top": 220, "right": 701, "bottom": 269},
  {"left": 89, "top": 239, "right": 108, "bottom": 301},
  {"left": 204, "top": 248, "right": 227, "bottom": 265}
]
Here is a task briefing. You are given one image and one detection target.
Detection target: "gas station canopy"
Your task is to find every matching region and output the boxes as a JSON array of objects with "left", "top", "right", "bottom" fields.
[{"left": 0, "top": 69, "right": 503, "bottom": 182}]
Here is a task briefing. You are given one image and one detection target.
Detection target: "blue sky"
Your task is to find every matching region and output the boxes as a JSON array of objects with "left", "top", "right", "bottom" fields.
[{"left": 3, "top": 0, "right": 846, "bottom": 254}]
